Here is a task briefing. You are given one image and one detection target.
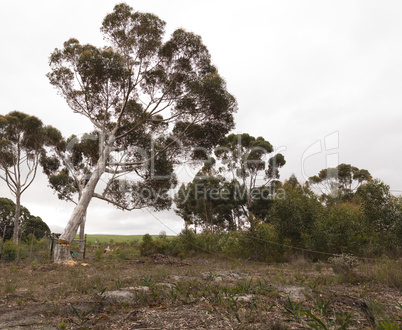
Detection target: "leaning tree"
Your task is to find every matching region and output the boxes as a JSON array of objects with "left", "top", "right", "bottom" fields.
[
  {"left": 47, "top": 3, "right": 237, "bottom": 262},
  {"left": 41, "top": 133, "right": 101, "bottom": 251}
]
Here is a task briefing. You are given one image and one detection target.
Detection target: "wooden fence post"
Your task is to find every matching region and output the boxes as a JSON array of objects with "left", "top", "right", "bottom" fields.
[{"left": 83, "top": 234, "right": 87, "bottom": 260}]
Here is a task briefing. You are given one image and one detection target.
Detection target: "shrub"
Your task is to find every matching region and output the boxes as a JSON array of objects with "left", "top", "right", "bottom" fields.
[
  {"left": 177, "top": 228, "right": 197, "bottom": 252},
  {"left": 328, "top": 253, "right": 359, "bottom": 275},
  {"left": 94, "top": 248, "right": 103, "bottom": 261},
  {"left": 139, "top": 234, "right": 170, "bottom": 256},
  {"left": 236, "top": 224, "right": 285, "bottom": 262},
  {"left": 1, "top": 240, "right": 18, "bottom": 261},
  {"left": 316, "top": 203, "right": 365, "bottom": 255}
]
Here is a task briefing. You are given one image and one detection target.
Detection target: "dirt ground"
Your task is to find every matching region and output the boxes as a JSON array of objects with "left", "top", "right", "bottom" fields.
[{"left": 0, "top": 254, "right": 401, "bottom": 329}]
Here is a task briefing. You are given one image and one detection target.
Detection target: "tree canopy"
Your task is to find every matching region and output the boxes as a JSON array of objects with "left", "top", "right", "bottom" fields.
[{"left": 309, "top": 163, "right": 372, "bottom": 203}]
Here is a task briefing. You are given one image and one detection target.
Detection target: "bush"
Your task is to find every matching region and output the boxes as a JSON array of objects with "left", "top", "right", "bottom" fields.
[
  {"left": 328, "top": 253, "right": 359, "bottom": 275},
  {"left": 139, "top": 234, "right": 170, "bottom": 256},
  {"left": 94, "top": 248, "right": 103, "bottom": 261},
  {"left": 1, "top": 240, "right": 18, "bottom": 260},
  {"left": 312, "top": 203, "right": 366, "bottom": 255}
]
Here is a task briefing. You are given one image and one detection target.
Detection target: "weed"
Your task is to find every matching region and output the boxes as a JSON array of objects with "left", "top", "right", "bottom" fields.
[
  {"left": 69, "top": 267, "right": 85, "bottom": 277},
  {"left": 46, "top": 303, "right": 61, "bottom": 317},
  {"left": 236, "top": 278, "right": 253, "bottom": 293},
  {"left": 225, "top": 293, "right": 242, "bottom": 323},
  {"left": 59, "top": 320, "right": 68, "bottom": 330},
  {"left": 307, "top": 278, "right": 321, "bottom": 293},
  {"left": 290, "top": 254, "right": 311, "bottom": 270},
  {"left": 4, "top": 281, "right": 16, "bottom": 294},
  {"left": 70, "top": 306, "right": 92, "bottom": 327},
  {"left": 255, "top": 277, "right": 273, "bottom": 295},
  {"left": 377, "top": 321, "right": 401, "bottom": 329},
  {"left": 314, "top": 261, "right": 324, "bottom": 272},
  {"left": 95, "top": 285, "right": 107, "bottom": 304},
  {"left": 9, "top": 265, "right": 18, "bottom": 273},
  {"left": 205, "top": 271, "right": 219, "bottom": 281},
  {"left": 168, "top": 286, "right": 178, "bottom": 304},
  {"left": 115, "top": 278, "right": 125, "bottom": 289},
  {"left": 122, "top": 301, "right": 130, "bottom": 308},
  {"left": 303, "top": 299, "right": 353, "bottom": 329},
  {"left": 282, "top": 296, "right": 305, "bottom": 321},
  {"left": 94, "top": 248, "right": 103, "bottom": 261},
  {"left": 294, "top": 272, "right": 307, "bottom": 285},
  {"left": 140, "top": 275, "right": 155, "bottom": 287}
]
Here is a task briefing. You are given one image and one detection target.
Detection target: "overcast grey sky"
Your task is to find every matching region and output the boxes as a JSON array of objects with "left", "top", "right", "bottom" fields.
[{"left": 1, "top": 0, "right": 402, "bottom": 235}]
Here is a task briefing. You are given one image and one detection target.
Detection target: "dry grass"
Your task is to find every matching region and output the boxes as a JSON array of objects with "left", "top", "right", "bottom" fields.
[{"left": 0, "top": 251, "right": 401, "bottom": 329}]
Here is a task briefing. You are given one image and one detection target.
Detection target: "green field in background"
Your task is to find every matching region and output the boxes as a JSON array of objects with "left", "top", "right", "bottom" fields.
[
  {"left": 74, "top": 234, "right": 143, "bottom": 244},
  {"left": 74, "top": 234, "right": 174, "bottom": 244}
]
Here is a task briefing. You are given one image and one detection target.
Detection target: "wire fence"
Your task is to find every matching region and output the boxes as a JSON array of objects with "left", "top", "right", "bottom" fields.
[{"left": 145, "top": 208, "right": 390, "bottom": 263}]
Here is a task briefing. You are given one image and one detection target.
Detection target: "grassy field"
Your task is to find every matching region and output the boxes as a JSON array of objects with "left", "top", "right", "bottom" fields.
[
  {"left": 79, "top": 234, "right": 144, "bottom": 244},
  {"left": 74, "top": 234, "right": 175, "bottom": 244}
]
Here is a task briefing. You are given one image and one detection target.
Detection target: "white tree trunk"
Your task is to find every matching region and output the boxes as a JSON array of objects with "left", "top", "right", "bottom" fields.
[
  {"left": 54, "top": 141, "right": 111, "bottom": 263},
  {"left": 13, "top": 191, "right": 21, "bottom": 244}
]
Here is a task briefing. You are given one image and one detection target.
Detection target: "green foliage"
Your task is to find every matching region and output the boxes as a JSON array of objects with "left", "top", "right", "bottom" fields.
[
  {"left": 1, "top": 240, "right": 18, "bottom": 260},
  {"left": 47, "top": 2, "right": 237, "bottom": 219},
  {"left": 0, "top": 112, "right": 62, "bottom": 242},
  {"left": 269, "top": 182, "right": 322, "bottom": 247},
  {"left": 94, "top": 248, "right": 103, "bottom": 261},
  {"left": 311, "top": 202, "right": 365, "bottom": 255},
  {"left": 174, "top": 173, "right": 244, "bottom": 231},
  {"left": 70, "top": 306, "right": 92, "bottom": 327},
  {"left": 20, "top": 217, "right": 50, "bottom": 241},
  {"left": 0, "top": 197, "right": 49, "bottom": 241},
  {"left": 173, "top": 173, "right": 402, "bottom": 261},
  {"left": 214, "top": 133, "right": 286, "bottom": 224},
  {"left": 59, "top": 321, "right": 68, "bottom": 330},
  {"left": 139, "top": 233, "right": 170, "bottom": 256},
  {"left": 357, "top": 180, "right": 402, "bottom": 251},
  {"left": 175, "top": 133, "right": 286, "bottom": 231},
  {"left": 309, "top": 163, "right": 372, "bottom": 204}
]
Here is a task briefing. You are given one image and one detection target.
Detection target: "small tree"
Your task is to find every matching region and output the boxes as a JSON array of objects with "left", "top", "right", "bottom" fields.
[
  {"left": 214, "top": 133, "right": 285, "bottom": 226},
  {"left": 0, "top": 111, "right": 59, "bottom": 243},
  {"left": 357, "top": 179, "right": 402, "bottom": 251},
  {"left": 47, "top": 3, "right": 236, "bottom": 262},
  {"left": 269, "top": 181, "right": 322, "bottom": 248}
]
